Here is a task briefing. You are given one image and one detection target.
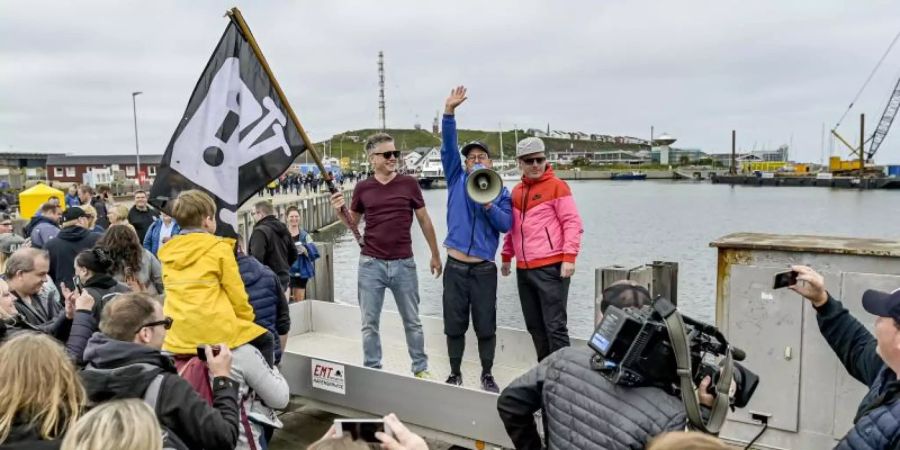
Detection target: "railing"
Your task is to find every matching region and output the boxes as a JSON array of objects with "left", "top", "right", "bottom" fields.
[{"left": 236, "top": 190, "right": 352, "bottom": 302}]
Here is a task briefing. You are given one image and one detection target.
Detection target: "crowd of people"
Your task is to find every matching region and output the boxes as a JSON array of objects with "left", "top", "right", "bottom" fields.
[
  {"left": 0, "top": 184, "right": 356, "bottom": 449},
  {"left": 2, "top": 85, "right": 894, "bottom": 450},
  {"left": 258, "top": 170, "right": 363, "bottom": 198}
]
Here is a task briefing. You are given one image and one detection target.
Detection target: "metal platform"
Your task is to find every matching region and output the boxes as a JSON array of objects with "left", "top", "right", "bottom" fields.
[{"left": 281, "top": 300, "right": 584, "bottom": 448}]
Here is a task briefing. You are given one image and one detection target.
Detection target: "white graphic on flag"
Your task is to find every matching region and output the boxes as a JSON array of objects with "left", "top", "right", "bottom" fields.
[{"left": 171, "top": 57, "right": 291, "bottom": 206}]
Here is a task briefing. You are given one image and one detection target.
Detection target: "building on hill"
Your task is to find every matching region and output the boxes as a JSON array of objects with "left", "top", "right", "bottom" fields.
[
  {"left": 402, "top": 150, "right": 425, "bottom": 171},
  {"left": 550, "top": 149, "right": 649, "bottom": 165}
]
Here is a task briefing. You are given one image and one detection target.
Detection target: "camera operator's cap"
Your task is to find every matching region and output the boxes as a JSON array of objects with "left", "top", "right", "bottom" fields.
[
  {"left": 61, "top": 206, "right": 86, "bottom": 222},
  {"left": 516, "top": 137, "right": 545, "bottom": 159},
  {"left": 862, "top": 288, "right": 900, "bottom": 321},
  {"left": 461, "top": 141, "right": 490, "bottom": 158},
  {"left": 0, "top": 233, "right": 24, "bottom": 254}
]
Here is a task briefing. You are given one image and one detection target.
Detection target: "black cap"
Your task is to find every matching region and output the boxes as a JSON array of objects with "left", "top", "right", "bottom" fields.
[
  {"left": 862, "top": 288, "right": 900, "bottom": 321},
  {"left": 61, "top": 206, "right": 87, "bottom": 222},
  {"left": 461, "top": 141, "right": 490, "bottom": 158}
]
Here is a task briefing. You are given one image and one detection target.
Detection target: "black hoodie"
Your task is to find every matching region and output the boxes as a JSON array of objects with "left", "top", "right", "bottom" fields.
[
  {"left": 44, "top": 226, "right": 101, "bottom": 291},
  {"left": 248, "top": 215, "right": 298, "bottom": 288},
  {"left": 80, "top": 333, "right": 240, "bottom": 450}
]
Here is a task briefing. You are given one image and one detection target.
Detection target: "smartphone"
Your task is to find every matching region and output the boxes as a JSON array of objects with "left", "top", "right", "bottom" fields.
[
  {"left": 773, "top": 270, "right": 798, "bottom": 289},
  {"left": 72, "top": 275, "right": 84, "bottom": 293},
  {"left": 196, "top": 345, "right": 221, "bottom": 362},
  {"left": 334, "top": 419, "right": 391, "bottom": 443}
]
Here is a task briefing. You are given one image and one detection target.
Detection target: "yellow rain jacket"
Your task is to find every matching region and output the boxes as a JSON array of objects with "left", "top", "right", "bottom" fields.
[{"left": 158, "top": 232, "right": 265, "bottom": 354}]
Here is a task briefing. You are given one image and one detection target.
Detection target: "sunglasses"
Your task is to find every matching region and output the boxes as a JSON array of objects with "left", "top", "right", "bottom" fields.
[
  {"left": 373, "top": 150, "right": 401, "bottom": 160},
  {"left": 521, "top": 156, "right": 547, "bottom": 165},
  {"left": 135, "top": 316, "right": 173, "bottom": 334},
  {"left": 466, "top": 154, "right": 490, "bottom": 162}
]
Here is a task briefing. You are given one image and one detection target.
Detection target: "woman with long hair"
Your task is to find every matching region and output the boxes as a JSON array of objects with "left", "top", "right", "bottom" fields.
[
  {"left": 70, "top": 248, "right": 130, "bottom": 321},
  {"left": 60, "top": 399, "right": 162, "bottom": 450},
  {"left": 97, "top": 225, "right": 163, "bottom": 295},
  {"left": 0, "top": 333, "right": 86, "bottom": 448},
  {"left": 284, "top": 206, "right": 316, "bottom": 302}
]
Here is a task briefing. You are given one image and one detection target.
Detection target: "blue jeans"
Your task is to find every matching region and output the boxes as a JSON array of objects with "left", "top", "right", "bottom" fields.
[{"left": 358, "top": 255, "right": 428, "bottom": 374}]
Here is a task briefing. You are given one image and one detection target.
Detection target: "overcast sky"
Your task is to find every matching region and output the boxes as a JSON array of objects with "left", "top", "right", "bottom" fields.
[{"left": 3, "top": 1, "right": 900, "bottom": 163}]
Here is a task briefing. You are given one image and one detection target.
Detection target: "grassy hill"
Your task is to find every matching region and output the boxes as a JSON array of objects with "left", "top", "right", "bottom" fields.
[{"left": 309, "top": 128, "right": 647, "bottom": 166}]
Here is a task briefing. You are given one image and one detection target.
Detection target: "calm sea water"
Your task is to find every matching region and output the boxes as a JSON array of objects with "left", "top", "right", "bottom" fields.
[{"left": 319, "top": 181, "right": 900, "bottom": 338}]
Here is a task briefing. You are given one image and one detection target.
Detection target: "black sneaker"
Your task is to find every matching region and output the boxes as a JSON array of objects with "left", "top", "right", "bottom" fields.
[
  {"left": 446, "top": 373, "right": 463, "bottom": 386},
  {"left": 481, "top": 373, "right": 499, "bottom": 393}
]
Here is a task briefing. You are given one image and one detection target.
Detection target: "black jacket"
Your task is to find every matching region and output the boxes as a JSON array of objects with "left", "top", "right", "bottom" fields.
[
  {"left": 91, "top": 197, "right": 109, "bottom": 230},
  {"left": 0, "top": 422, "right": 61, "bottom": 450},
  {"left": 127, "top": 206, "right": 159, "bottom": 243},
  {"left": 44, "top": 226, "right": 101, "bottom": 291},
  {"left": 81, "top": 274, "right": 131, "bottom": 321},
  {"left": 249, "top": 216, "right": 297, "bottom": 287},
  {"left": 497, "top": 346, "right": 686, "bottom": 450},
  {"left": 80, "top": 333, "right": 240, "bottom": 450},
  {"left": 816, "top": 295, "right": 900, "bottom": 449}
]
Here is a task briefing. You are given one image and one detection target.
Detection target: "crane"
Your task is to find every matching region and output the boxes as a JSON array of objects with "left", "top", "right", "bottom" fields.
[{"left": 830, "top": 28, "right": 900, "bottom": 172}]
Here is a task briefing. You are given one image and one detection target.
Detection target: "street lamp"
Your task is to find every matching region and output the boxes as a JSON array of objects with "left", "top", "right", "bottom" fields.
[{"left": 131, "top": 91, "right": 143, "bottom": 185}]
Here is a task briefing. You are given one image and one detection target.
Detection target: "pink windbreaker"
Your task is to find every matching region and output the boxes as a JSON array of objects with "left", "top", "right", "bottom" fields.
[{"left": 501, "top": 166, "right": 584, "bottom": 269}]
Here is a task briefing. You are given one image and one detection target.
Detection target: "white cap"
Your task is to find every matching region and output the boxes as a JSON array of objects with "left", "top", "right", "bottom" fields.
[{"left": 516, "top": 137, "right": 545, "bottom": 159}]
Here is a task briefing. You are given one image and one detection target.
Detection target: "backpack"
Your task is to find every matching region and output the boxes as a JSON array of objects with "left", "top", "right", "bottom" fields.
[
  {"left": 143, "top": 374, "right": 190, "bottom": 450},
  {"left": 174, "top": 356, "right": 259, "bottom": 450}
]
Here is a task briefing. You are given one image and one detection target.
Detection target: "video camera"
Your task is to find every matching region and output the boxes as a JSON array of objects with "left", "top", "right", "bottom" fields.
[{"left": 589, "top": 297, "right": 759, "bottom": 434}]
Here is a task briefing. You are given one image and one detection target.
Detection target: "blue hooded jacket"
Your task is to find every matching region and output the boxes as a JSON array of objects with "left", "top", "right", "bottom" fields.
[
  {"left": 441, "top": 114, "right": 512, "bottom": 261},
  {"left": 238, "top": 254, "right": 287, "bottom": 363},
  {"left": 143, "top": 218, "right": 181, "bottom": 257}
]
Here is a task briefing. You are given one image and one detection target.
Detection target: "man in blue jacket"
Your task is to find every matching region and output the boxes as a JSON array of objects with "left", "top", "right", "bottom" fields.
[
  {"left": 441, "top": 85, "right": 512, "bottom": 392},
  {"left": 790, "top": 265, "right": 900, "bottom": 449}
]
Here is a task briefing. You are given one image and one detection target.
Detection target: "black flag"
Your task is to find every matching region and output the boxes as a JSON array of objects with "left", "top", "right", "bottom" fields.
[{"left": 149, "top": 16, "right": 306, "bottom": 237}]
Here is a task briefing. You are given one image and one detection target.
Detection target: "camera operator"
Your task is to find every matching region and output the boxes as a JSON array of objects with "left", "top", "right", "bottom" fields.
[
  {"left": 497, "top": 281, "right": 726, "bottom": 450},
  {"left": 790, "top": 265, "right": 900, "bottom": 449}
]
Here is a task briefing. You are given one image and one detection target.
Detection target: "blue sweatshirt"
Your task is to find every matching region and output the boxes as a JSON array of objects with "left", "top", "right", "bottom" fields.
[{"left": 441, "top": 114, "right": 512, "bottom": 261}]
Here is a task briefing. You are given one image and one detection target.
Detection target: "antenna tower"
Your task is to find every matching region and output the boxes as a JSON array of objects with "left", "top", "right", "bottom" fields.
[{"left": 378, "top": 51, "right": 386, "bottom": 131}]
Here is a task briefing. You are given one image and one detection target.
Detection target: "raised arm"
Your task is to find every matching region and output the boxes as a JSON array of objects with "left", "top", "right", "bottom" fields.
[{"left": 441, "top": 86, "right": 468, "bottom": 184}]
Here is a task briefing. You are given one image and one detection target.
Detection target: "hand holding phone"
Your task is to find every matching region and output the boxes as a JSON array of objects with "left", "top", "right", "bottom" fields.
[
  {"left": 196, "top": 344, "right": 221, "bottom": 362},
  {"left": 773, "top": 270, "right": 798, "bottom": 289},
  {"left": 334, "top": 419, "right": 391, "bottom": 443}
]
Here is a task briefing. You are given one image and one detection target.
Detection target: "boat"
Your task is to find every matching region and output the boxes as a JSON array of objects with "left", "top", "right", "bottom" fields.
[
  {"left": 500, "top": 170, "right": 520, "bottom": 183},
  {"left": 610, "top": 171, "right": 647, "bottom": 180}
]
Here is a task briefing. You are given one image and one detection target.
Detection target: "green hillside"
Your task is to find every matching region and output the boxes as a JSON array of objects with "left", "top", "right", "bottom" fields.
[{"left": 309, "top": 128, "right": 647, "bottom": 167}]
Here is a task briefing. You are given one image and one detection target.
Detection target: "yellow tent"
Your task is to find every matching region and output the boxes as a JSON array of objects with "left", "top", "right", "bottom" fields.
[{"left": 18, "top": 183, "right": 66, "bottom": 220}]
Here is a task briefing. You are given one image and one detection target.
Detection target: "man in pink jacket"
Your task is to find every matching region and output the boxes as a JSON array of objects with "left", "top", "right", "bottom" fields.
[{"left": 501, "top": 137, "right": 584, "bottom": 361}]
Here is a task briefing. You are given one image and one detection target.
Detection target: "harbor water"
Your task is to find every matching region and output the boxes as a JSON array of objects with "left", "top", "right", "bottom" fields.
[{"left": 319, "top": 180, "right": 900, "bottom": 339}]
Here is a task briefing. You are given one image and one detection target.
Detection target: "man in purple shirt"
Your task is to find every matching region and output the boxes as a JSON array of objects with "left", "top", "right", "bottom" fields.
[{"left": 331, "top": 132, "right": 442, "bottom": 378}]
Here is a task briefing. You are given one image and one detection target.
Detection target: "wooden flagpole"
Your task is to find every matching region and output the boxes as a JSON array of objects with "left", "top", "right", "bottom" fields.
[{"left": 226, "top": 7, "right": 363, "bottom": 247}]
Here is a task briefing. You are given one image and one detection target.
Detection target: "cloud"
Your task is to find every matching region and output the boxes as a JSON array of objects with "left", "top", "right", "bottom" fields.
[{"left": 2, "top": 1, "right": 900, "bottom": 163}]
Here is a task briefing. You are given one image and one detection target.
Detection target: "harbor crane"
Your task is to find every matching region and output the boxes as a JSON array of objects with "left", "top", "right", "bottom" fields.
[
  {"left": 830, "top": 28, "right": 900, "bottom": 174},
  {"left": 831, "top": 76, "right": 900, "bottom": 163}
]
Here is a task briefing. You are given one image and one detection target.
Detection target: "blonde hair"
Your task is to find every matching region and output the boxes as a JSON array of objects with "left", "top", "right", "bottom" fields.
[
  {"left": 171, "top": 190, "right": 215, "bottom": 229},
  {"left": 80, "top": 204, "right": 97, "bottom": 229},
  {"left": 0, "top": 333, "right": 85, "bottom": 442},
  {"left": 646, "top": 431, "right": 728, "bottom": 450},
  {"left": 61, "top": 399, "right": 162, "bottom": 450},
  {"left": 111, "top": 204, "right": 130, "bottom": 225}
]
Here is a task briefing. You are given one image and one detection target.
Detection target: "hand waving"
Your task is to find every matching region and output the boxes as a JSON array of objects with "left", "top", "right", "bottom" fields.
[{"left": 444, "top": 86, "right": 468, "bottom": 115}]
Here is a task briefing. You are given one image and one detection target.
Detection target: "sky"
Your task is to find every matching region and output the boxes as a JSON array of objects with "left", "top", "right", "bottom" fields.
[{"left": 3, "top": 1, "right": 900, "bottom": 163}]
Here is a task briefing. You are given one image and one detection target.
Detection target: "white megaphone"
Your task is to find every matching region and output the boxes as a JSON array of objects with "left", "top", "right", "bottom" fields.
[{"left": 466, "top": 165, "right": 503, "bottom": 205}]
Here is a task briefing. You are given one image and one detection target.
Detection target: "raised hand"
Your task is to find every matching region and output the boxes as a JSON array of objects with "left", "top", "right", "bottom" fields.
[{"left": 444, "top": 85, "right": 468, "bottom": 115}]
